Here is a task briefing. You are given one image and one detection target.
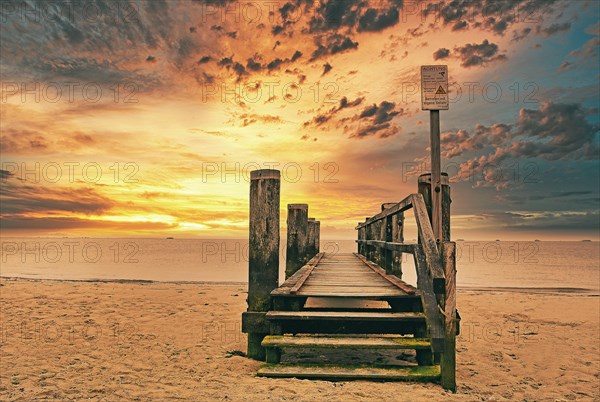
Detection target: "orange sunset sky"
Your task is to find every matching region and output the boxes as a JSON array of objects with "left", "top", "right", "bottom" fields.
[{"left": 1, "top": 0, "right": 599, "bottom": 240}]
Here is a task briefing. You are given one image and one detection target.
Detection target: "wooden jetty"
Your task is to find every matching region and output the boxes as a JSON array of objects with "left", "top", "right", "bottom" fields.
[{"left": 242, "top": 169, "right": 459, "bottom": 391}]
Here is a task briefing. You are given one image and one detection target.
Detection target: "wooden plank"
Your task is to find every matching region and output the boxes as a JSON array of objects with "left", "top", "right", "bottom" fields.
[
  {"left": 303, "top": 282, "right": 393, "bottom": 288},
  {"left": 360, "top": 240, "right": 416, "bottom": 254},
  {"left": 266, "top": 311, "right": 425, "bottom": 321},
  {"left": 306, "top": 276, "right": 390, "bottom": 283},
  {"left": 299, "top": 286, "right": 403, "bottom": 293},
  {"left": 354, "top": 253, "right": 417, "bottom": 295},
  {"left": 355, "top": 195, "right": 414, "bottom": 229},
  {"left": 305, "top": 276, "right": 390, "bottom": 283},
  {"left": 441, "top": 241, "right": 457, "bottom": 392},
  {"left": 271, "top": 253, "right": 324, "bottom": 296},
  {"left": 412, "top": 194, "right": 445, "bottom": 294},
  {"left": 290, "top": 252, "right": 324, "bottom": 294},
  {"left": 413, "top": 246, "right": 444, "bottom": 353},
  {"left": 262, "top": 335, "right": 431, "bottom": 349},
  {"left": 283, "top": 292, "right": 417, "bottom": 298},
  {"left": 258, "top": 364, "right": 440, "bottom": 381}
]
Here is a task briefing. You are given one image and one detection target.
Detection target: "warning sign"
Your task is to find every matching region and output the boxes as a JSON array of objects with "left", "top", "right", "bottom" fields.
[{"left": 421, "top": 65, "right": 449, "bottom": 110}]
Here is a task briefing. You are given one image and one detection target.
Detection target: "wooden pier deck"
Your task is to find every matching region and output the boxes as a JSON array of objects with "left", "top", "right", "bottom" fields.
[
  {"left": 275, "top": 252, "right": 417, "bottom": 298},
  {"left": 241, "top": 170, "right": 458, "bottom": 390},
  {"left": 254, "top": 252, "right": 439, "bottom": 381}
]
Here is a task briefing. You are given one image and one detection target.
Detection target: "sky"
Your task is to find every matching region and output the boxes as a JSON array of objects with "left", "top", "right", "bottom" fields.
[{"left": 0, "top": 0, "right": 599, "bottom": 241}]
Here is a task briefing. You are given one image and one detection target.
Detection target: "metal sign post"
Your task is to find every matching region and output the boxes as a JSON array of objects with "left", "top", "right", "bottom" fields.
[{"left": 421, "top": 65, "right": 449, "bottom": 243}]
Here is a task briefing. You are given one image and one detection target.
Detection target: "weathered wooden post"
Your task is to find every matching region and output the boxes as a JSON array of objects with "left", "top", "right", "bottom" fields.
[
  {"left": 285, "top": 204, "right": 308, "bottom": 279},
  {"left": 418, "top": 173, "right": 450, "bottom": 241},
  {"left": 357, "top": 223, "right": 365, "bottom": 255},
  {"left": 307, "top": 218, "right": 316, "bottom": 259},
  {"left": 365, "top": 220, "right": 372, "bottom": 261},
  {"left": 245, "top": 169, "right": 280, "bottom": 360},
  {"left": 392, "top": 213, "right": 404, "bottom": 278},
  {"left": 314, "top": 221, "right": 320, "bottom": 254},
  {"left": 384, "top": 215, "right": 393, "bottom": 274},
  {"left": 441, "top": 241, "right": 457, "bottom": 392}
]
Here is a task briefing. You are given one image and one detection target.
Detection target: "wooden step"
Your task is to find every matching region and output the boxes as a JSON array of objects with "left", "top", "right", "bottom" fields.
[
  {"left": 266, "top": 311, "right": 425, "bottom": 322},
  {"left": 262, "top": 335, "right": 431, "bottom": 349},
  {"left": 258, "top": 363, "right": 440, "bottom": 381}
]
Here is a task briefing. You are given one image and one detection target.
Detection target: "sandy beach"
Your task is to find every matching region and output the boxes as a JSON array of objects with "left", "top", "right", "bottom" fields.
[{"left": 1, "top": 279, "right": 598, "bottom": 401}]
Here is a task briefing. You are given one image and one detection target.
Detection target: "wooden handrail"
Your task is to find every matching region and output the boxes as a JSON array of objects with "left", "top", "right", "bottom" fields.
[
  {"left": 411, "top": 194, "right": 446, "bottom": 294},
  {"left": 355, "top": 193, "right": 445, "bottom": 294},
  {"left": 356, "top": 240, "right": 416, "bottom": 254},
  {"left": 355, "top": 194, "right": 414, "bottom": 229}
]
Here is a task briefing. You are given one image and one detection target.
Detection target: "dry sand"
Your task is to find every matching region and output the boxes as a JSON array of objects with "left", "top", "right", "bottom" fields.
[{"left": 1, "top": 279, "right": 598, "bottom": 401}]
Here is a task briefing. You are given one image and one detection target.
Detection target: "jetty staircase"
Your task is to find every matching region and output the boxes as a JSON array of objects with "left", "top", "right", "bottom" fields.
[{"left": 242, "top": 170, "right": 459, "bottom": 391}]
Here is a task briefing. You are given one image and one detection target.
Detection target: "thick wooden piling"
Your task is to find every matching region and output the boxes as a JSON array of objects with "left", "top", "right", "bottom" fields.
[
  {"left": 285, "top": 204, "right": 308, "bottom": 279},
  {"left": 441, "top": 241, "right": 457, "bottom": 392},
  {"left": 247, "top": 169, "right": 280, "bottom": 360},
  {"left": 417, "top": 173, "right": 450, "bottom": 242},
  {"left": 307, "top": 218, "right": 316, "bottom": 260}
]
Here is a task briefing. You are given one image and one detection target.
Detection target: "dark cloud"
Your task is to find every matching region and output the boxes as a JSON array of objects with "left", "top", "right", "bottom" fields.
[
  {"left": 537, "top": 22, "right": 571, "bottom": 37},
  {"left": 424, "top": 0, "right": 561, "bottom": 36},
  {"left": 309, "top": 0, "right": 361, "bottom": 33},
  {"left": 246, "top": 57, "right": 262, "bottom": 71},
  {"left": 433, "top": 48, "right": 450, "bottom": 60},
  {"left": 348, "top": 101, "right": 403, "bottom": 139},
  {"left": 359, "top": 101, "right": 401, "bottom": 124},
  {"left": 291, "top": 50, "right": 303, "bottom": 62},
  {"left": 198, "top": 56, "right": 212, "bottom": 64},
  {"left": 322, "top": 63, "right": 333, "bottom": 76},
  {"left": 238, "top": 113, "right": 285, "bottom": 127},
  {"left": 452, "top": 20, "right": 468, "bottom": 31},
  {"left": 358, "top": 8, "right": 400, "bottom": 32},
  {"left": 146, "top": 55, "right": 157, "bottom": 63},
  {"left": 303, "top": 96, "right": 364, "bottom": 127},
  {"left": 511, "top": 27, "right": 532, "bottom": 42},
  {"left": 455, "top": 39, "right": 507, "bottom": 67},
  {"left": 218, "top": 56, "right": 234, "bottom": 67},
  {"left": 436, "top": 102, "right": 599, "bottom": 189},
  {"left": 310, "top": 34, "right": 359, "bottom": 61},
  {"left": 0, "top": 177, "right": 115, "bottom": 217},
  {"left": 516, "top": 102, "right": 599, "bottom": 160}
]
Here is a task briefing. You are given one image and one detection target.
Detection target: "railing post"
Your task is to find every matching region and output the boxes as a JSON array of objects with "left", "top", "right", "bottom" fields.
[
  {"left": 441, "top": 241, "right": 457, "bottom": 392},
  {"left": 357, "top": 223, "right": 365, "bottom": 255},
  {"left": 314, "top": 221, "right": 320, "bottom": 254},
  {"left": 392, "top": 212, "right": 404, "bottom": 278},
  {"left": 307, "top": 218, "right": 316, "bottom": 260},
  {"left": 417, "top": 173, "right": 450, "bottom": 242},
  {"left": 365, "top": 221, "right": 372, "bottom": 261},
  {"left": 247, "top": 169, "right": 280, "bottom": 361},
  {"left": 377, "top": 219, "right": 385, "bottom": 267},
  {"left": 384, "top": 215, "right": 393, "bottom": 274},
  {"left": 285, "top": 204, "right": 308, "bottom": 279}
]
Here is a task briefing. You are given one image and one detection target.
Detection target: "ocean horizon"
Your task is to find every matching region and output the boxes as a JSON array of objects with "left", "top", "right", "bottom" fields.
[{"left": 2, "top": 238, "right": 598, "bottom": 293}]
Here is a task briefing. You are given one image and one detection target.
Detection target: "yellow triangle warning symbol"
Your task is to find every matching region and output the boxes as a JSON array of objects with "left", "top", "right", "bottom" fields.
[{"left": 436, "top": 86, "right": 446, "bottom": 95}]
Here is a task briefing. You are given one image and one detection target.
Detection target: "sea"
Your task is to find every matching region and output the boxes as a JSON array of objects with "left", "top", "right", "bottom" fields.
[{"left": 1, "top": 238, "right": 598, "bottom": 293}]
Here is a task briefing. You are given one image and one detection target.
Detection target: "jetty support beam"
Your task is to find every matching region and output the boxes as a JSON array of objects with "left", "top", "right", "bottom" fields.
[
  {"left": 245, "top": 169, "right": 280, "bottom": 361},
  {"left": 285, "top": 204, "right": 308, "bottom": 279}
]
